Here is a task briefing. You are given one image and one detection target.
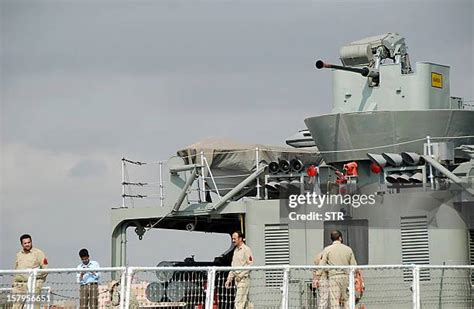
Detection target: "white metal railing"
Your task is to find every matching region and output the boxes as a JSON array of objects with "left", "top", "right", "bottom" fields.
[
  {"left": 1, "top": 265, "right": 472, "bottom": 308},
  {"left": 462, "top": 101, "right": 474, "bottom": 110}
]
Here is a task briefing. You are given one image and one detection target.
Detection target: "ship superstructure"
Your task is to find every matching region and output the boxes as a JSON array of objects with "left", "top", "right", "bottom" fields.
[{"left": 110, "top": 33, "right": 474, "bottom": 307}]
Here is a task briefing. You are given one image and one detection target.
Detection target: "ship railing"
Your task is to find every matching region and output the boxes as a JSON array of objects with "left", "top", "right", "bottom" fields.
[
  {"left": 119, "top": 147, "right": 315, "bottom": 208},
  {"left": 0, "top": 267, "right": 126, "bottom": 309},
  {"left": 119, "top": 134, "right": 474, "bottom": 208},
  {"left": 462, "top": 101, "right": 474, "bottom": 110},
  {"left": 1, "top": 265, "right": 472, "bottom": 308}
]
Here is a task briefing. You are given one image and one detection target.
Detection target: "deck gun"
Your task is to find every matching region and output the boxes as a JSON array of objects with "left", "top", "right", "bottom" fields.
[{"left": 315, "top": 33, "right": 412, "bottom": 86}]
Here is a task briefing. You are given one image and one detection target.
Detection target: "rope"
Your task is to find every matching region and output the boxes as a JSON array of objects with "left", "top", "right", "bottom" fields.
[
  {"left": 137, "top": 194, "right": 161, "bottom": 197},
  {"left": 432, "top": 135, "right": 474, "bottom": 140},
  {"left": 122, "top": 194, "right": 146, "bottom": 199},
  {"left": 121, "top": 158, "right": 146, "bottom": 165},
  {"left": 49, "top": 292, "right": 78, "bottom": 300},
  {"left": 123, "top": 165, "right": 134, "bottom": 208},
  {"left": 50, "top": 288, "right": 109, "bottom": 300},
  {"left": 146, "top": 211, "right": 174, "bottom": 231},
  {"left": 318, "top": 135, "right": 474, "bottom": 154},
  {"left": 317, "top": 137, "right": 428, "bottom": 154},
  {"left": 121, "top": 182, "right": 148, "bottom": 186}
]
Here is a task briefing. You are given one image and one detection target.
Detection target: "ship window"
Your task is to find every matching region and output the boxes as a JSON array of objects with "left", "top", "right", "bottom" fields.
[
  {"left": 323, "top": 219, "right": 368, "bottom": 265},
  {"left": 303, "top": 132, "right": 311, "bottom": 137},
  {"left": 264, "top": 224, "right": 290, "bottom": 288},
  {"left": 401, "top": 216, "right": 430, "bottom": 281}
]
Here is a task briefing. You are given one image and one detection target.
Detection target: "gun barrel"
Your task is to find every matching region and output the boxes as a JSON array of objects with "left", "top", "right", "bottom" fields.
[{"left": 315, "top": 60, "right": 378, "bottom": 78}]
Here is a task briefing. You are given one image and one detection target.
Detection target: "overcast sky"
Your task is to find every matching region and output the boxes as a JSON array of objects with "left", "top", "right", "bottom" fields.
[{"left": 1, "top": 0, "right": 473, "bottom": 268}]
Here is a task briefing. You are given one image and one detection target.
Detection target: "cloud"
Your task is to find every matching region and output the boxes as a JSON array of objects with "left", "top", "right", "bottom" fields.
[
  {"left": 0, "top": 143, "right": 120, "bottom": 267},
  {"left": 1, "top": 72, "right": 330, "bottom": 157},
  {"left": 69, "top": 159, "right": 107, "bottom": 178}
]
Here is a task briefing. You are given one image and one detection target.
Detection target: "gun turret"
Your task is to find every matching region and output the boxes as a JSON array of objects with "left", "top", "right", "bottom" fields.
[
  {"left": 315, "top": 60, "right": 379, "bottom": 79},
  {"left": 315, "top": 33, "right": 411, "bottom": 88}
]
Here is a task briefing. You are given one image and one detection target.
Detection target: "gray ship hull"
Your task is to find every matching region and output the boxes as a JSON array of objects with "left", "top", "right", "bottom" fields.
[{"left": 304, "top": 110, "right": 474, "bottom": 163}]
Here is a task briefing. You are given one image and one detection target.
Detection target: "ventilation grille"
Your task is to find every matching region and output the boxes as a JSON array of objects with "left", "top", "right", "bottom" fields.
[
  {"left": 401, "top": 216, "right": 430, "bottom": 281},
  {"left": 264, "top": 224, "right": 290, "bottom": 287},
  {"left": 469, "top": 230, "right": 474, "bottom": 285}
]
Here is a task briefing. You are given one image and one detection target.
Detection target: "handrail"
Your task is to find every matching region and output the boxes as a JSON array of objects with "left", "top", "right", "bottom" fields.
[{"left": 1, "top": 265, "right": 471, "bottom": 309}]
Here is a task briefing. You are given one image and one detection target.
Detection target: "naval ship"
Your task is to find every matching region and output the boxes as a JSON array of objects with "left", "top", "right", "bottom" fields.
[{"left": 111, "top": 33, "right": 474, "bottom": 308}]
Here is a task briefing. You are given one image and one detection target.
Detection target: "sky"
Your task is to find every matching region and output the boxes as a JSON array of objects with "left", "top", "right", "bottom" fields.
[{"left": 1, "top": 0, "right": 473, "bottom": 268}]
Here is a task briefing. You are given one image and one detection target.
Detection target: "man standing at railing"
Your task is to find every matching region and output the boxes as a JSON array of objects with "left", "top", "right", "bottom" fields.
[
  {"left": 77, "top": 248, "right": 100, "bottom": 309},
  {"left": 315, "top": 230, "right": 357, "bottom": 309},
  {"left": 313, "top": 251, "right": 329, "bottom": 309},
  {"left": 13, "top": 234, "right": 48, "bottom": 309},
  {"left": 225, "top": 231, "right": 254, "bottom": 309}
]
